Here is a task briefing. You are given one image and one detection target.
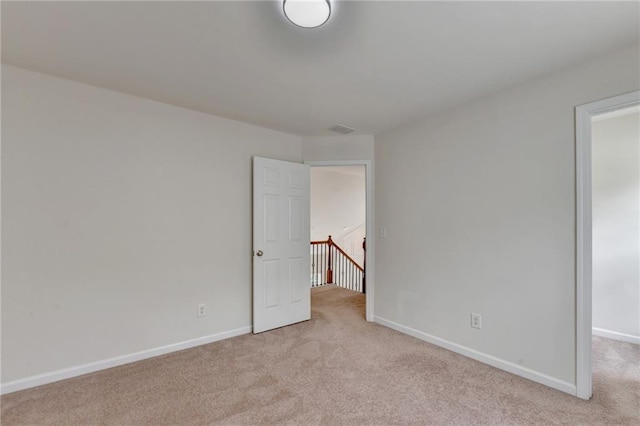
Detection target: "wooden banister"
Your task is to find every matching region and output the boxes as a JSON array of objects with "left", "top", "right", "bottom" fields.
[
  {"left": 362, "top": 237, "right": 366, "bottom": 294},
  {"left": 327, "top": 236, "right": 334, "bottom": 283},
  {"left": 330, "top": 240, "right": 364, "bottom": 273},
  {"left": 310, "top": 235, "right": 365, "bottom": 293}
]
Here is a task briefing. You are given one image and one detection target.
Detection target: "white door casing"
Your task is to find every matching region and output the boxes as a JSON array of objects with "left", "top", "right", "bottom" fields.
[
  {"left": 305, "top": 160, "right": 374, "bottom": 322},
  {"left": 253, "top": 157, "right": 310, "bottom": 333}
]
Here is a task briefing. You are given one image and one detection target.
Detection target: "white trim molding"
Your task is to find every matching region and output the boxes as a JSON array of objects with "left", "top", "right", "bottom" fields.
[
  {"left": 304, "top": 160, "right": 375, "bottom": 322},
  {"left": 575, "top": 90, "right": 640, "bottom": 400},
  {"left": 592, "top": 328, "right": 640, "bottom": 345},
  {"left": 374, "top": 316, "right": 576, "bottom": 396},
  {"left": 0, "top": 326, "right": 252, "bottom": 395}
]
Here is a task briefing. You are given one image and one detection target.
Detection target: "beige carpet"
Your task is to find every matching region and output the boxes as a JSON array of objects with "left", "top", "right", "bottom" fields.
[{"left": 1, "top": 286, "right": 639, "bottom": 425}]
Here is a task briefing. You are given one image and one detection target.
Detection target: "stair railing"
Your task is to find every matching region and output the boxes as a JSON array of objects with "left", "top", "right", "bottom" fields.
[{"left": 310, "top": 235, "right": 365, "bottom": 293}]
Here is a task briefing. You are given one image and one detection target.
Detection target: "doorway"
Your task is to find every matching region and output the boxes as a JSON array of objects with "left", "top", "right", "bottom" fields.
[
  {"left": 591, "top": 106, "right": 640, "bottom": 345},
  {"left": 305, "top": 160, "right": 375, "bottom": 321},
  {"left": 575, "top": 90, "right": 640, "bottom": 399},
  {"left": 310, "top": 165, "right": 366, "bottom": 293}
]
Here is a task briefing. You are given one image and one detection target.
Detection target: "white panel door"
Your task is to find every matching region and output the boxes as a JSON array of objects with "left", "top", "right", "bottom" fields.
[{"left": 253, "top": 157, "right": 310, "bottom": 333}]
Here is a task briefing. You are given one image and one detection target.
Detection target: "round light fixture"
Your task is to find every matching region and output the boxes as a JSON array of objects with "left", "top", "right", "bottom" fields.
[{"left": 283, "top": 0, "right": 331, "bottom": 29}]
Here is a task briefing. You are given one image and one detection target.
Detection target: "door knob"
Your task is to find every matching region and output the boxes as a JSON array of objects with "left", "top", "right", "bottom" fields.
[{"left": 256, "top": 250, "right": 264, "bottom": 257}]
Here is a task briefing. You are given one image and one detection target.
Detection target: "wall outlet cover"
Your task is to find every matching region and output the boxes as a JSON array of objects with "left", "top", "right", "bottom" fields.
[
  {"left": 471, "top": 313, "right": 482, "bottom": 329},
  {"left": 197, "top": 304, "right": 207, "bottom": 318}
]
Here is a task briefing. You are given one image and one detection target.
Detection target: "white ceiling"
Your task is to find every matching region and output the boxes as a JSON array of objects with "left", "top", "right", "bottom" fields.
[{"left": 2, "top": 1, "right": 638, "bottom": 136}]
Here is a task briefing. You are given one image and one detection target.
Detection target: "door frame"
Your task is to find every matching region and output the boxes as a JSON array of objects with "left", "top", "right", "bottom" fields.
[
  {"left": 575, "top": 90, "right": 640, "bottom": 400},
  {"left": 305, "top": 160, "right": 374, "bottom": 322}
]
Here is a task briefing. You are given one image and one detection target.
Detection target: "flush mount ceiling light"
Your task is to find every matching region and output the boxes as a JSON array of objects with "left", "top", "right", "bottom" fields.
[{"left": 283, "top": 0, "right": 331, "bottom": 29}]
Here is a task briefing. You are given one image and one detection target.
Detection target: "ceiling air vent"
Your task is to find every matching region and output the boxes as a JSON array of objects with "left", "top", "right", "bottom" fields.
[{"left": 328, "top": 124, "right": 355, "bottom": 135}]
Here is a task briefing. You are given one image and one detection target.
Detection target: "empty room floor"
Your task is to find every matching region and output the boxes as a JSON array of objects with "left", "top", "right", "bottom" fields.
[{"left": 1, "top": 286, "right": 638, "bottom": 425}]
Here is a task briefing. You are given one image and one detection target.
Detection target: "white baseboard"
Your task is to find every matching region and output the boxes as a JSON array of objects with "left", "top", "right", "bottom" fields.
[
  {"left": 592, "top": 327, "right": 640, "bottom": 345},
  {"left": 0, "top": 325, "right": 252, "bottom": 395},
  {"left": 373, "top": 316, "right": 576, "bottom": 396}
]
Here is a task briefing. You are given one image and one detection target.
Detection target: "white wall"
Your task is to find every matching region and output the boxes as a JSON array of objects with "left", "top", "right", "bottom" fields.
[
  {"left": 374, "top": 45, "right": 639, "bottom": 390},
  {"left": 302, "top": 135, "right": 374, "bottom": 162},
  {"left": 310, "top": 167, "right": 366, "bottom": 265},
  {"left": 1, "top": 65, "right": 302, "bottom": 386},
  {"left": 592, "top": 110, "right": 640, "bottom": 341}
]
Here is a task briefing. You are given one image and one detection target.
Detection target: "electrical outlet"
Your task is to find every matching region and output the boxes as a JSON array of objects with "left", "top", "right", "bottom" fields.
[
  {"left": 197, "top": 304, "right": 207, "bottom": 318},
  {"left": 471, "top": 313, "right": 482, "bottom": 329}
]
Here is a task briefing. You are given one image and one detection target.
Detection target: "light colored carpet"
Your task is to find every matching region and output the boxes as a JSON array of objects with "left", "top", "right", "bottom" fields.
[{"left": 1, "top": 286, "right": 639, "bottom": 425}]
